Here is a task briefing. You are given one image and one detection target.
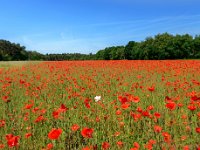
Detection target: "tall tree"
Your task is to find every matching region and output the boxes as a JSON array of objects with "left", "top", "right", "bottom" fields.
[{"left": 124, "top": 41, "right": 137, "bottom": 59}]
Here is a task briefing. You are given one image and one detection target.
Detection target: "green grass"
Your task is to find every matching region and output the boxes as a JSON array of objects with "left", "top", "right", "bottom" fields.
[{"left": 0, "top": 61, "right": 41, "bottom": 68}]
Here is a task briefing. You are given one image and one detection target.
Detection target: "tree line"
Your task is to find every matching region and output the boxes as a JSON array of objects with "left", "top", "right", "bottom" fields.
[{"left": 1, "top": 33, "right": 200, "bottom": 61}]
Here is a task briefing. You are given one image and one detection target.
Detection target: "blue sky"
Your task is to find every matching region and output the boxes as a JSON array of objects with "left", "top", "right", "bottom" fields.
[{"left": 0, "top": 0, "right": 200, "bottom": 54}]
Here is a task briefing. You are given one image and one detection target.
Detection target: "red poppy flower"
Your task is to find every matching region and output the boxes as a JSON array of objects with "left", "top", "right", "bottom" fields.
[
  {"left": 154, "top": 112, "right": 161, "bottom": 118},
  {"left": 58, "top": 103, "right": 68, "bottom": 112},
  {"left": 142, "top": 110, "right": 150, "bottom": 117},
  {"left": 71, "top": 124, "right": 80, "bottom": 132},
  {"left": 118, "top": 96, "right": 128, "bottom": 104},
  {"left": 102, "top": 142, "right": 110, "bottom": 150},
  {"left": 149, "top": 139, "right": 156, "bottom": 145},
  {"left": 52, "top": 110, "right": 60, "bottom": 119},
  {"left": 0, "top": 120, "right": 5, "bottom": 128},
  {"left": 196, "top": 127, "right": 200, "bottom": 133},
  {"left": 81, "top": 128, "right": 94, "bottom": 138},
  {"left": 148, "top": 86, "right": 155, "bottom": 92},
  {"left": 0, "top": 144, "right": 5, "bottom": 149},
  {"left": 162, "top": 132, "right": 171, "bottom": 143},
  {"left": 191, "top": 95, "right": 200, "bottom": 101},
  {"left": 133, "top": 142, "right": 140, "bottom": 149},
  {"left": 183, "top": 145, "right": 189, "bottom": 150},
  {"left": 35, "top": 115, "right": 46, "bottom": 123},
  {"left": 147, "top": 105, "right": 154, "bottom": 110},
  {"left": 48, "top": 128, "right": 62, "bottom": 140},
  {"left": 154, "top": 125, "right": 162, "bottom": 133},
  {"left": 128, "top": 95, "right": 140, "bottom": 103},
  {"left": 96, "top": 117, "right": 100, "bottom": 122},
  {"left": 136, "top": 107, "right": 143, "bottom": 113},
  {"left": 114, "top": 131, "right": 120, "bottom": 137},
  {"left": 116, "top": 141, "right": 123, "bottom": 147},
  {"left": 25, "top": 133, "right": 32, "bottom": 138},
  {"left": 84, "top": 98, "right": 91, "bottom": 109},
  {"left": 24, "top": 103, "right": 34, "bottom": 109},
  {"left": 85, "top": 103, "right": 91, "bottom": 109},
  {"left": 165, "top": 102, "right": 176, "bottom": 110},
  {"left": 130, "top": 112, "right": 142, "bottom": 121},
  {"left": 187, "top": 105, "right": 196, "bottom": 111},
  {"left": 121, "top": 103, "right": 130, "bottom": 109},
  {"left": 2, "top": 96, "right": 10, "bottom": 103},
  {"left": 47, "top": 143, "right": 53, "bottom": 150},
  {"left": 132, "top": 96, "right": 140, "bottom": 103},
  {"left": 6, "top": 134, "right": 20, "bottom": 147},
  {"left": 82, "top": 146, "right": 92, "bottom": 150},
  {"left": 116, "top": 110, "right": 122, "bottom": 115}
]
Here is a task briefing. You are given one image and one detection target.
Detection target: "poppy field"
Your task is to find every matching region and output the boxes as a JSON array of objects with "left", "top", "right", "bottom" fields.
[{"left": 0, "top": 60, "right": 200, "bottom": 150}]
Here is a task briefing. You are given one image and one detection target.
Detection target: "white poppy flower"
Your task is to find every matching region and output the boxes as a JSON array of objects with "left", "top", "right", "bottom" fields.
[{"left": 94, "top": 96, "right": 101, "bottom": 102}]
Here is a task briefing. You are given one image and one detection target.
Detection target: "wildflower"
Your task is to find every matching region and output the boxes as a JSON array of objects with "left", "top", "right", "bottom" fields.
[
  {"left": 0, "top": 144, "right": 5, "bottom": 149},
  {"left": 52, "top": 110, "right": 60, "bottom": 119},
  {"left": 129, "top": 95, "right": 140, "bottom": 103},
  {"left": 0, "top": 120, "right": 5, "bottom": 128},
  {"left": 196, "top": 127, "right": 200, "bottom": 133},
  {"left": 121, "top": 103, "right": 130, "bottom": 109},
  {"left": 142, "top": 110, "right": 151, "bottom": 117},
  {"left": 154, "top": 112, "right": 161, "bottom": 118},
  {"left": 162, "top": 132, "right": 171, "bottom": 143},
  {"left": 183, "top": 145, "right": 189, "bottom": 150},
  {"left": 116, "top": 110, "right": 122, "bottom": 115},
  {"left": 71, "top": 124, "right": 80, "bottom": 132},
  {"left": 6, "top": 134, "right": 20, "bottom": 147},
  {"left": 94, "top": 96, "right": 101, "bottom": 102},
  {"left": 47, "top": 143, "right": 53, "bottom": 150},
  {"left": 82, "top": 146, "right": 92, "bottom": 150},
  {"left": 96, "top": 117, "right": 100, "bottom": 122},
  {"left": 148, "top": 86, "right": 155, "bottom": 92},
  {"left": 2, "top": 96, "right": 10, "bottom": 103},
  {"left": 136, "top": 107, "right": 143, "bottom": 113},
  {"left": 102, "top": 142, "right": 110, "bottom": 150},
  {"left": 25, "top": 133, "right": 32, "bottom": 138},
  {"left": 114, "top": 131, "right": 120, "bottom": 137},
  {"left": 133, "top": 142, "right": 140, "bottom": 149},
  {"left": 24, "top": 103, "right": 34, "bottom": 109},
  {"left": 187, "top": 104, "right": 196, "bottom": 111},
  {"left": 84, "top": 99, "right": 91, "bottom": 109},
  {"left": 154, "top": 125, "right": 162, "bottom": 133},
  {"left": 58, "top": 103, "right": 68, "bottom": 112},
  {"left": 35, "top": 115, "right": 46, "bottom": 123},
  {"left": 81, "top": 128, "right": 94, "bottom": 138},
  {"left": 48, "top": 128, "right": 62, "bottom": 140},
  {"left": 130, "top": 142, "right": 140, "bottom": 150},
  {"left": 147, "top": 105, "right": 154, "bottom": 110},
  {"left": 116, "top": 141, "right": 123, "bottom": 148},
  {"left": 118, "top": 96, "right": 128, "bottom": 104},
  {"left": 166, "top": 102, "right": 176, "bottom": 110}
]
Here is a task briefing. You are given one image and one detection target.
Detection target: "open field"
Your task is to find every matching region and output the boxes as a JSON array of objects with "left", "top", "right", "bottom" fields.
[
  {"left": 0, "top": 60, "right": 200, "bottom": 150},
  {"left": 0, "top": 61, "right": 41, "bottom": 69}
]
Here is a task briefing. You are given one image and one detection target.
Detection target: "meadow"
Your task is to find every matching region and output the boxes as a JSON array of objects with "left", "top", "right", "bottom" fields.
[{"left": 0, "top": 60, "right": 199, "bottom": 150}]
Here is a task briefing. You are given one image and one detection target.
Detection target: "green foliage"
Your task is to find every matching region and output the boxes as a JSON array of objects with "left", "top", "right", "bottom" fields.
[
  {"left": 96, "top": 46, "right": 125, "bottom": 60},
  {"left": 45, "top": 53, "right": 96, "bottom": 61},
  {"left": 97, "top": 33, "right": 200, "bottom": 60},
  {"left": 192, "top": 35, "right": 200, "bottom": 58},
  {"left": 27, "top": 51, "right": 45, "bottom": 60},
  {"left": 1, "top": 33, "right": 200, "bottom": 61},
  {"left": 0, "top": 40, "right": 28, "bottom": 61}
]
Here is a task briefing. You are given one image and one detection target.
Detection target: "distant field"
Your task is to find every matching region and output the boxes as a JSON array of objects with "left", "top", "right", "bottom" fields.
[{"left": 0, "top": 61, "right": 41, "bottom": 68}]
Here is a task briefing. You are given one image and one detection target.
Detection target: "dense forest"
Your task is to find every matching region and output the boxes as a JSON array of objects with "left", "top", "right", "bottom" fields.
[{"left": 0, "top": 33, "right": 200, "bottom": 61}]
